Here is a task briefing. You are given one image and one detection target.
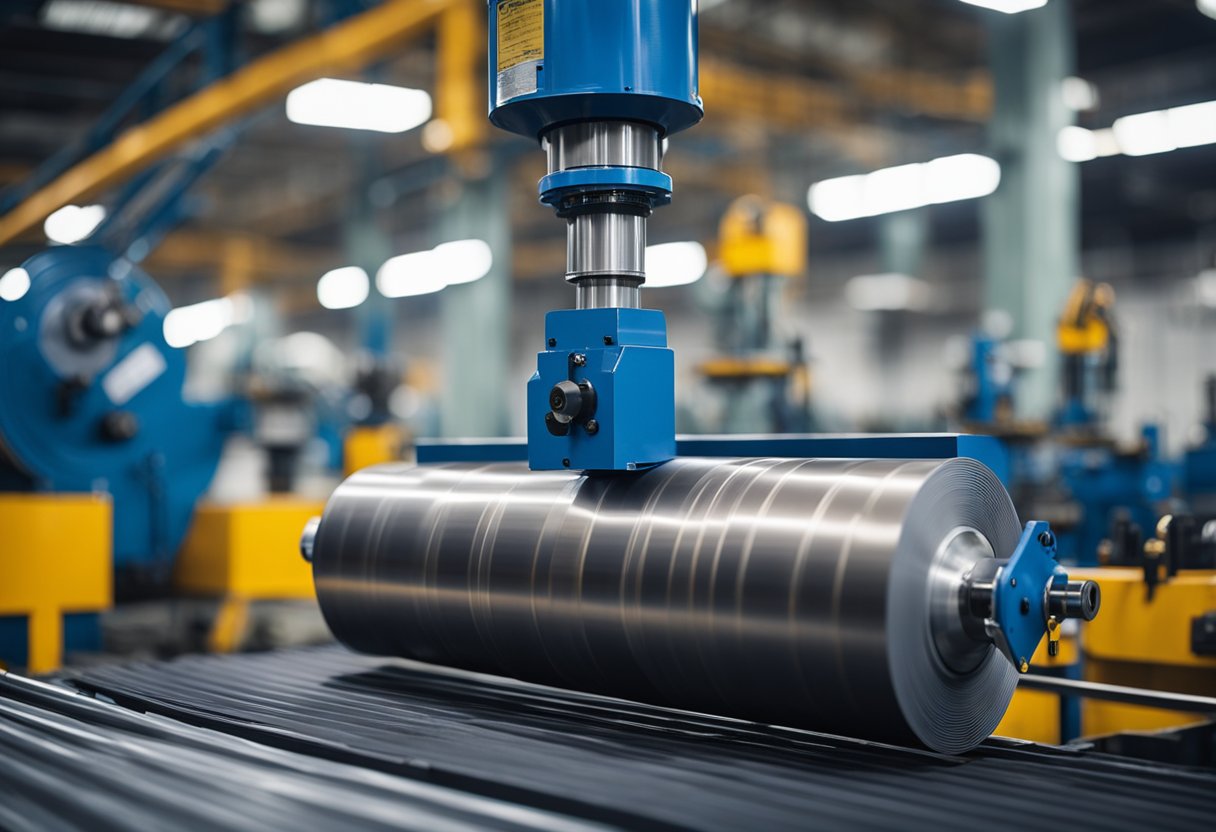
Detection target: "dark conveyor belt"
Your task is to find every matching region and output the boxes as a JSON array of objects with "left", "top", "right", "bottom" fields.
[
  {"left": 48, "top": 646, "right": 1216, "bottom": 832},
  {"left": 0, "top": 668, "right": 607, "bottom": 832}
]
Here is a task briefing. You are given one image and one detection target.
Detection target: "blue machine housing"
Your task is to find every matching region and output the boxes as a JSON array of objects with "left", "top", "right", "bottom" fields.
[
  {"left": 0, "top": 246, "right": 233, "bottom": 585},
  {"left": 487, "top": 0, "right": 703, "bottom": 141},
  {"left": 528, "top": 308, "right": 675, "bottom": 471}
]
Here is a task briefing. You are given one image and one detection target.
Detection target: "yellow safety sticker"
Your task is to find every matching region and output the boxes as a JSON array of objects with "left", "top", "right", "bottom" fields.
[{"left": 497, "top": 0, "right": 544, "bottom": 73}]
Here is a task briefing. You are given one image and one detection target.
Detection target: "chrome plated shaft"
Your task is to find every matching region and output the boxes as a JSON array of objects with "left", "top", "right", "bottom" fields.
[
  {"left": 309, "top": 456, "right": 1023, "bottom": 753},
  {"left": 542, "top": 121, "right": 663, "bottom": 305}
]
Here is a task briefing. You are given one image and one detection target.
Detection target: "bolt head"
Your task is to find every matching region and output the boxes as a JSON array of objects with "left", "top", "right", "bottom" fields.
[
  {"left": 603, "top": 335, "right": 614, "bottom": 346},
  {"left": 585, "top": 419, "right": 599, "bottom": 435},
  {"left": 548, "top": 337, "right": 556, "bottom": 347},
  {"left": 1038, "top": 530, "right": 1055, "bottom": 548},
  {"left": 561, "top": 458, "right": 571, "bottom": 468},
  {"left": 572, "top": 353, "right": 586, "bottom": 366}
]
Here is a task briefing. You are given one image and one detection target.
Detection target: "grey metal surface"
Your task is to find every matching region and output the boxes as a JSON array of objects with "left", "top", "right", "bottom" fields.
[
  {"left": 543, "top": 122, "right": 663, "bottom": 173},
  {"left": 310, "top": 456, "right": 1022, "bottom": 753},
  {"left": 542, "top": 121, "right": 660, "bottom": 300},
  {"left": 573, "top": 276, "right": 641, "bottom": 309},
  {"left": 62, "top": 647, "right": 1216, "bottom": 832},
  {"left": 566, "top": 212, "right": 646, "bottom": 284}
]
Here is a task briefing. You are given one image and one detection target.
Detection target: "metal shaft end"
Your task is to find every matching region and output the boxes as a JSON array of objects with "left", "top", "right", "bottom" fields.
[{"left": 300, "top": 516, "right": 321, "bottom": 563}]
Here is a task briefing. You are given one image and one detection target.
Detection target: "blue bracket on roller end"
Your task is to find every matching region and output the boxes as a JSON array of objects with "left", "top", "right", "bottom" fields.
[
  {"left": 968, "top": 521, "right": 1102, "bottom": 673},
  {"left": 528, "top": 308, "right": 674, "bottom": 471}
]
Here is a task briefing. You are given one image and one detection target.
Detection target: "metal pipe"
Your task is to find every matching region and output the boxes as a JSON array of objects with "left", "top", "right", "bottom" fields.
[
  {"left": 574, "top": 278, "right": 641, "bottom": 310},
  {"left": 543, "top": 122, "right": 662, "bottom": 173},
  {"left": 566, "top": 212, "right": 646, "bottom": 285},
  {"left": 308, "top": 456, "right": 1025, "bottom": 753},
  {"left": 1019, "top": 675, "right": 1216, "bottom": 714}
]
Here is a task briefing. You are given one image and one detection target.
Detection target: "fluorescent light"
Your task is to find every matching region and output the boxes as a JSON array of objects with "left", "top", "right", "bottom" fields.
[
  {"left": 1061, "top": 76, "right": 1098, "bottom": 112},
  {"left": 645, "top": 241, "right": 708, "bottom": 288},
  {"left": 1108, "top": 101, "right": 1216, "bottom": 157},
  {"left": 377, "top": 251, "right": 446, "bottom": 298},
  {"left": 44, "top": 204, "right": 105, "bottom": 244},
  {"left": 808, "top": 154, "right": 1000, "bottom": 222},
  {"left": 41, "top": 0, "right": 184, "bottom": 40},
  {"left": 1199, "top": 0, "right": 1216, "bottom": 21},
  {"left": 286, "top": 78, "right": 432, "bottom": 134},
  {"left": 958, "top": 0, "right": 1048, "bottom": 13},
  {"left": 1113, "top": 110, "right": 1175, "bottom": 156},
  {"left": 845, "top": 273, "right": 931, "bottom": 312},
  {"left": 925, "top": 154, "right": 1001, "bottom": 203},
  {"left": 163, "top": 293, "right": 251, "bottom": 349},
  {"left": 376, "top": 239, "right": 493, "bottom": 298},
  {"left": 1170, "top": 101, "right": 1216, "bottom": 148},
  {"left": 435, "top": 240, "right": 494, "bottom": 285},
  {"left": 316, "top": 266, "right": 369, "bottom": 310},
  {"left": 0, "top": 268, "right": 31, "bottom": 302},
  {"left": 1058, "top": 126, "right": 1098, "bottom": 162}
]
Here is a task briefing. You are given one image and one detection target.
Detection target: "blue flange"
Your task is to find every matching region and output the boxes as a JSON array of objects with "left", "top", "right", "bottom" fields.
[
  {"left": 538, "top": 167, "right": 673, "bottom": 209},
  {"left": 991, "top": 520, "right": 1067, "bottom": 670}
]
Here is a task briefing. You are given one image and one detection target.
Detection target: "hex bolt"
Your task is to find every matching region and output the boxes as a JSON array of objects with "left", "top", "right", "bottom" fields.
[
  {"left": 585, "top": 419, "right": 599, "bottom": 435},
  {"left": 603, "top": 335, "right": 614, "bottom": 345},
  {"left": 548, "top": 338, "right": 557, "bottom": 347},
  {"left": 572, "top": 353, "right": 586, "bottom": 366}
]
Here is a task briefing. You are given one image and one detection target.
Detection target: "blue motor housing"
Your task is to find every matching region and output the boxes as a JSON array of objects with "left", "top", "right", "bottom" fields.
[
  {"left": 0, "top": 246, "right": 233, "bottom": 588},
  {"left": 487, "top": 0, "right": 703, "bottom": 140},
  {"left": 528, "top": 308, "right": 675, "bottom": 471}
]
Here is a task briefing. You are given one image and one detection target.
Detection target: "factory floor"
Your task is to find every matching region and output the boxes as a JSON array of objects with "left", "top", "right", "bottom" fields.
[{"left": 1, "top": 647, "right": 1212, "bottom": 831}]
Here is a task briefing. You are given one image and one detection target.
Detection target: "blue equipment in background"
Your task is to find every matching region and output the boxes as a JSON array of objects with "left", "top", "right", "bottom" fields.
[
  {"left": 0, "top": 246, "right": 235, "bottom": 591},
  {"left": 487, "top": 0, "right": 702, "bottom": 471}
]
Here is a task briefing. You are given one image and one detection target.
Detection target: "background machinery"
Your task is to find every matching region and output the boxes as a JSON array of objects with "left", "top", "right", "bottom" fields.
[{"left": 697, "top": 196, "right": 814, "bottom": 434}]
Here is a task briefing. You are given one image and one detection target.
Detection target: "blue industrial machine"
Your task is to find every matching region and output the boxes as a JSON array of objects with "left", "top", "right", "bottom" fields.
[
  {"left": 0, "top": 246, "right": 235, "bottom": 589},
  {"left": 488, "top": 0, "right": 701, "bottom": 471},
  {"left": 960, "top": 331, "right": 1017, "bottom": 427},
  {"left": 301, "top": 0, "right": 1101, "bottom": 757}
]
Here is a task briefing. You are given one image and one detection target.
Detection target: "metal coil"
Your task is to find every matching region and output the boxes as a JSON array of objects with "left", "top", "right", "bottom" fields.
[{"left": 309, "top": 456, "right": 1022, "bottom": 752}]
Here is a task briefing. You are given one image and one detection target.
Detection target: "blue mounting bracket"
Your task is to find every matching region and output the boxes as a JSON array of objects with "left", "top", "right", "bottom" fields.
[
  {"left": 527, "top": 307, "right": 675, "bottom": 471},
  {"left": 990, "top": 520, "right": 1068, "bottom": 672}
]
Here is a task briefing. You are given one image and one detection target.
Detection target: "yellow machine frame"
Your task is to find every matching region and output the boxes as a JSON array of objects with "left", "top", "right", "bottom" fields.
[
  {"left": 175, "top": 498, "right": 326, "bottom": 652},
  {"left": 0, "top": 494, "right": 112, "bottom": 673}
]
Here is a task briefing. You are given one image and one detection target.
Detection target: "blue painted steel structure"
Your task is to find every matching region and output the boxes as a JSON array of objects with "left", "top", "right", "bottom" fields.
[
  {"left": 0, "top": 247, "right": 236, "bottom": 585},
  {"left": 419, "top": 432, "right": 1010, "bottom": 480}
]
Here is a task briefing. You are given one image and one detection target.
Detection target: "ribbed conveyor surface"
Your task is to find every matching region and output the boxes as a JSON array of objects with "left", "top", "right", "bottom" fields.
[{"left": 26, "top": 646, "right": 1211, "bottom": 831}]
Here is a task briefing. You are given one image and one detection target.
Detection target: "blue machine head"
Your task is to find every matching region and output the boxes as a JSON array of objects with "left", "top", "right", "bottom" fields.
[
  {"left": 0, "top": 246, "right": 232, "bottom": 590},
  {"left": 487, "top": 0, "right": 702, "bottom": 141},
  {"left": 486, "top": 0, "right": 703, "bottom": 472}
]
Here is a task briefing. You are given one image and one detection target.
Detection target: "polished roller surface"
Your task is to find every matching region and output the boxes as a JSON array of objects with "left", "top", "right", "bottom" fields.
[{"left": 311, "top": 456, "right": 1023, "bottom": 752}]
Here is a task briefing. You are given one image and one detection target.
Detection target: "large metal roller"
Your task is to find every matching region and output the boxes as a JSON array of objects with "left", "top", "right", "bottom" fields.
[{"left": 303, "top": 456, "right": 1050, "bottom": 753}]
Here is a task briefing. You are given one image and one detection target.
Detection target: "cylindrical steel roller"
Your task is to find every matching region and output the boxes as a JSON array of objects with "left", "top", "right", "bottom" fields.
[{"left": 309, "top": 456, "right": 1022, "bottom": 753}]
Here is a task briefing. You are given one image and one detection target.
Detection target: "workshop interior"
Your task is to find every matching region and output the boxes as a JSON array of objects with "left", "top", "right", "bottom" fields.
[{"left": 0, "top": 0, "right": 1215, "bottom": 828}]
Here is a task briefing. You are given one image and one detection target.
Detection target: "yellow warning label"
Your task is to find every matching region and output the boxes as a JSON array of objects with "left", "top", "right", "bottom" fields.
[{"left": 497, "top": 0, "right": 544, "bottom": 73}]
